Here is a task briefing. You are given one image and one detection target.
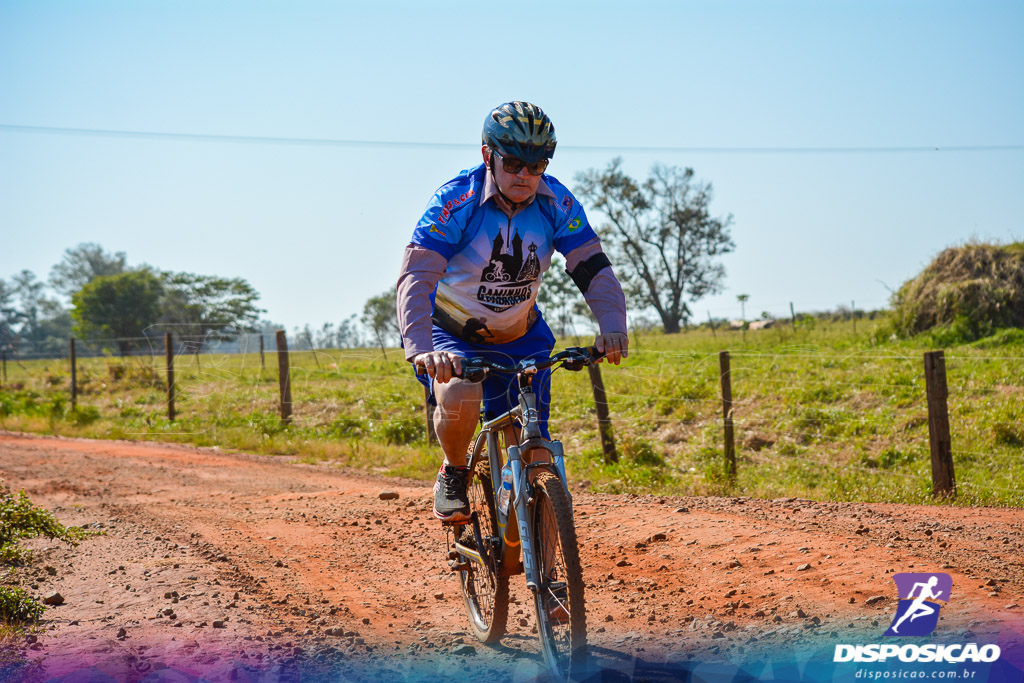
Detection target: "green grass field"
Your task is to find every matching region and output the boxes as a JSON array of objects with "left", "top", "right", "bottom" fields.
[{"left": 1, "top": 318, "right": 1022, "bottom": 507}]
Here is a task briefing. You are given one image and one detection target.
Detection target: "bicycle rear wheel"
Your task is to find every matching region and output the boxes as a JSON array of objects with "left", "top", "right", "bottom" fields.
[
  {"left": 457, "top": 459, "right": 509, "bottom": 643},
  {"left": 530, "top": 470, "right": 587, "bottom": 677}
]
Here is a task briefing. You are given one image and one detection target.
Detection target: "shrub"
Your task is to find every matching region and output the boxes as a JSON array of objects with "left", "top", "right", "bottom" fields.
[
  {"left": 0, "top": 488, "right": 88, "bottom": 566},
  {"left": 991, "top": 408, "right": 1024, "bottom": 447},
  {"left": 0, "top": 586, "right": 45, "bottom": 623},
  {"left": 858, "top": 446, "right": 916, "bottom": 469},
  {"left": 329, "top": 415, "right": 367, "bottom": 438},
  {"left": 69, "top": 406, "right": 101, "bottom": 426},
  {"left": 620, "top": 436, "right": 665, "bottom": 466},
  {"left": 969, "top": 328, "right": 1024, "bottom": 349},
  {"left": 375, "top": 417, "right": 425, "bottom": 445},
  {"left": 106, "top": 362, "right": 163, "bottom": 388}
]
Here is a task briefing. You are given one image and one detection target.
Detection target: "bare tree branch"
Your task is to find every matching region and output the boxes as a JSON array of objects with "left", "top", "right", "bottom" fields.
[{"left": 574, "top": 158, "right": 735, "bottom": 334}]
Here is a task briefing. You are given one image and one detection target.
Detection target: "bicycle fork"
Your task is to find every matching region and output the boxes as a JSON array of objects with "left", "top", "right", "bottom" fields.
[
  {"left": 506, "top": 444, "right": 539, "bottom": 591},
  {"left": 502, "top": 439, "right": 573, "bottom": 592}
]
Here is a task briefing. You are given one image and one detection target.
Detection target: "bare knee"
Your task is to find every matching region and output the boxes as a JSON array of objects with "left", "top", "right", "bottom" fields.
[
  {"left": 433, "top": 379, "right": 481, "bottom": 467},
  {"left": 434, "top": 379, "right": 483, "bottom": 423}
]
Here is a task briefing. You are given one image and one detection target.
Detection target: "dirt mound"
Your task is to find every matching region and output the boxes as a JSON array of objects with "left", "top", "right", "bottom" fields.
[{"left": 891, "top": 241, "right": 1024, "bottom": 341}]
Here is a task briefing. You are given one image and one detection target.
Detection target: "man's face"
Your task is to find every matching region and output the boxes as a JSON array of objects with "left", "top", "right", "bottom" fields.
[{"left": 483, "top": 146, "right": 542, "bottom": 204}]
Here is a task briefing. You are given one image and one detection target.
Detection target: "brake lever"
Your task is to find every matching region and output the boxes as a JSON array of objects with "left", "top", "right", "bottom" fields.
[
  {"left": 560, "top": 346, "right": 602, "bottom": 372},
  {"left": 414, "top": 358, "right": 488, "bottom": 382}
]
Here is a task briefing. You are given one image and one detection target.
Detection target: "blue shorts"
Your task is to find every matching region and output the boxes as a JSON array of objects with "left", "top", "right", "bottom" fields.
[{"left": 415, "top": 316, "right": 556, "bottom": 439}]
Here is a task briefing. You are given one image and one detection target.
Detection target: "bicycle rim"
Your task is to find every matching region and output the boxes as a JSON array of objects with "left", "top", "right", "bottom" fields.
[
  {"left": 531, "top": 471, "right": 587, "bottom": 678},
  {"left": 458, "top": 460, "right": 509, "bottom": 643}
]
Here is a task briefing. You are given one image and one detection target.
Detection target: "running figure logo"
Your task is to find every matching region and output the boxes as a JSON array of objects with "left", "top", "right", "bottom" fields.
[{"left": 883, "top": 573, "right": 952, "bottom": 637}]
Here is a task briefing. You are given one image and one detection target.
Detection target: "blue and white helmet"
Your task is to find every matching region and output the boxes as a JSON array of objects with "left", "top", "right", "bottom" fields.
[{"left": 482, "top": 101, "right": 557, "bottom": 163}]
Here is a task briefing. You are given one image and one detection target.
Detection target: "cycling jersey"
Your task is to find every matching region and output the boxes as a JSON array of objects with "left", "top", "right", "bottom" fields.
[{"left": 410, "top": 163, "right": 599, "bottom": 345}]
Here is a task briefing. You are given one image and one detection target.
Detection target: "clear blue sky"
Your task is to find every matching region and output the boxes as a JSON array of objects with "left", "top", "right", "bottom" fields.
[{"left": 2, "top": 0, "right": 1022, "bottom": 331}]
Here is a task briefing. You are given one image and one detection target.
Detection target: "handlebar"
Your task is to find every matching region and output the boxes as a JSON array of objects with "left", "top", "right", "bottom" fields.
[{"left": 414, "top": 346, "right": 603, "bottom": 382}]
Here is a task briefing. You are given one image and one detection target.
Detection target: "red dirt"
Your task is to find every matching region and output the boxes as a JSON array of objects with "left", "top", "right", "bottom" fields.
[{"left": 0, "top": 431, "right": 1022, "bottom": 680}]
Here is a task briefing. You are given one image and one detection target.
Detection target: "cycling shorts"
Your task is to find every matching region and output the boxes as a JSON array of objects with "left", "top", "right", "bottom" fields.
[{"left": 415, "top": 315, "right": 556, "bottom": 439}]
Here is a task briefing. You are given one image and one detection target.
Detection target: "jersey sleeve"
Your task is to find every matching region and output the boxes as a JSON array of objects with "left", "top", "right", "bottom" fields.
[
  {"left": 409, "top": 180, "right": 478, "bottom": 261},
  {"left": 547, "top": 180, "right": 599, "bottom": 255}
]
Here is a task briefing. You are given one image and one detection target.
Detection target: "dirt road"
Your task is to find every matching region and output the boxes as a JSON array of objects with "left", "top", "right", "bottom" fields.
[{"left": 1, "top": 432, "right": 1022, "bottom": 681}]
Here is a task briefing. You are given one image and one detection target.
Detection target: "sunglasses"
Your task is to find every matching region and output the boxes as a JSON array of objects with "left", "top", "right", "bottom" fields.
[{"left": 492, "top": 150, "right": 549, "bottom": 176}]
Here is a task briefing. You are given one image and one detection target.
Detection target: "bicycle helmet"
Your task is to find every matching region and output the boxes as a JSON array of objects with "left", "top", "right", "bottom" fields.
[{"left": 482, "top": 101, "right": 557, "bottom": 163}]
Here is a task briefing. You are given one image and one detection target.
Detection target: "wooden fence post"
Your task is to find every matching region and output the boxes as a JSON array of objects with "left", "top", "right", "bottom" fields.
[
  {"left": 588, "top": 364, "right": 618, "bottom": 463},
  {"left": 790, "top": 302, "right": 797, "bottom": 329},
  {"left": 852, "top": 300, "right": 857, "bottom": 334},
  {"left": 259, "top": 335, "right": 265, "bottom": 370},
  {"left": 69, "top": 338, "right": 77, "bottom": 410},
  {"left": 707, "top": 311, "right": 716, "bottom": 337},
  {"left": 276, "top": 330, "right": 292, "bottom": 424},
  {"left": 924, "top": 350, "right": 956, "bottom": 497},
  {"left": 1, "top": 348, "right": 6, "bottom": 386},
  {"left": 719, "top": 351, "right": 737, "bottom": 479},
  {"left": 424, "top": 385, "right": 437, "bottom": 445},
  {"left": 165, "top": 333, "right": 175, "bottom": 421}
]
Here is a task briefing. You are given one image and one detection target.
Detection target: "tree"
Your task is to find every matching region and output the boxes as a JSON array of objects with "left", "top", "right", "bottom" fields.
[
  {"left": 71, "top": 270, "right": 164, "bottom": 356},
  {"left": 49, "top": 243, "right": 127, "bottom": 297},
  {"left": 10, "top": 270, "right": 44, "bottom": 342},
  {"left": 0, "top": 272, "right": 72, "bottom": 356},
  {"left": 575, "top": 158, "right": 735, "bottom": 334},
  {"left": 33, "top": 301, "right": 74, "bottom": 354},
  {"left": 0, "top": 278, "right": 23, "bottom": 350},
  {"left": 736, "top": 294, "right": 750, "bottom": 322},
  {"left": 333, "top": 314, "right": 366, "bottom": 349},
  {"left": 361, "top": 287, "right": 398, "bottom": 358},
  {"left": 157, "top": 272, "right": 263, "bottom": 352}
]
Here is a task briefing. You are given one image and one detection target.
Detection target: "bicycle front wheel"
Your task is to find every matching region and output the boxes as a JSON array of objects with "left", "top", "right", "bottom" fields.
[
  {"left": 457, "top": 459, "right": 509, "bottom": 643},
  {"left": 530, "top": 470, "right": 587, "bottom": 677}
]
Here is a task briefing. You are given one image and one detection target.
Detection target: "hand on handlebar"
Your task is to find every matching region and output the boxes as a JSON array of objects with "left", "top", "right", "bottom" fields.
[
  {"left": 594, "top": 332, "right": 629, "bottom": 365},
  {"left": 412, "top": 351, "right": 464, "bottom": 384}
]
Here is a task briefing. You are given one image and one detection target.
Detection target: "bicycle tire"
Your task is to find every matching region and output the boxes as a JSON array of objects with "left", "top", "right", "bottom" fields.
[
  {"left": 530, "top": 470, "right": 587, "bottom": 677},
  {"left": 457, "top": 459, "right": 509, "bottom": 643}
]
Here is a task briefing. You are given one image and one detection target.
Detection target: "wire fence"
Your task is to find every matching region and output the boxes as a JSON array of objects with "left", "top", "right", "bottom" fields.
[{"left": 1, "top": 333, "right": 1021, "bottom": 505}]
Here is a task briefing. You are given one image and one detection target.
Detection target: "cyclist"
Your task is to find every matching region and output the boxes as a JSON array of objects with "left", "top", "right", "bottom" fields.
[{"left": 396, "top": 101, "right": 629, "bottom": 523}]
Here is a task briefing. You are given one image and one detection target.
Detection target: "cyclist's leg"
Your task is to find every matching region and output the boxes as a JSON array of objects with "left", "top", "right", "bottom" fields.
[
  {"left": 423, "top": 327, "right": 484, "bottom": 468},
  {"left": 424, "top": 328, "right": 486, "bottom": 521},
  {"left": 434, "top": 378, "right": 482, "bottom": 468}
]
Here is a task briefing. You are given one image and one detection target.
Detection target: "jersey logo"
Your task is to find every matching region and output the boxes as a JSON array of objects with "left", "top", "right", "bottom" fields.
[
  {"left": 437, "top": 188, "right": 476, "bottom": 225},
  {"left": 477, "top": 228, "right": 541, "bottom": 313},
  {"left": 428, "top": 225, "right": 446, "bottom": 238},
  {"left": 568, "top": 218, "right": 582, "bottom": 232},
  {"left": 559, "top": 194, "right": 574, "bottom": 214}
]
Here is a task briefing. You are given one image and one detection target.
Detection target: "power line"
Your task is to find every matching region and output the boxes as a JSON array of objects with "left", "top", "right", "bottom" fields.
[{"left": 2, "top": 123, "right": 1022, "bottom": 154}]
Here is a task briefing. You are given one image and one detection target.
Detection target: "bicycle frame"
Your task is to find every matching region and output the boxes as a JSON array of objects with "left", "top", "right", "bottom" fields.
[{"left": 456, "top": 368, "right": 572, "bottom": 591}]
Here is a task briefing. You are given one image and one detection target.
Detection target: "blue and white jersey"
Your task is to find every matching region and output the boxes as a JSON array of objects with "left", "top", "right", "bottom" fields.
[{"left": 410, "top": 164, "right": 598, "bottom": 344}]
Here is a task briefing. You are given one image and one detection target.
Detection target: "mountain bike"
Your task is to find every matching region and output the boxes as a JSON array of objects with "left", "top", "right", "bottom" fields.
[{"left": 424, "top": 347, "right": 601, "bottom": 679}]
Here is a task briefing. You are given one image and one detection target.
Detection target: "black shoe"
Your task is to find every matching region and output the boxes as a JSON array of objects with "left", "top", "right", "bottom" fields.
[{"left": 433, "top": 465, "right": 470, "bottom": 523}]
